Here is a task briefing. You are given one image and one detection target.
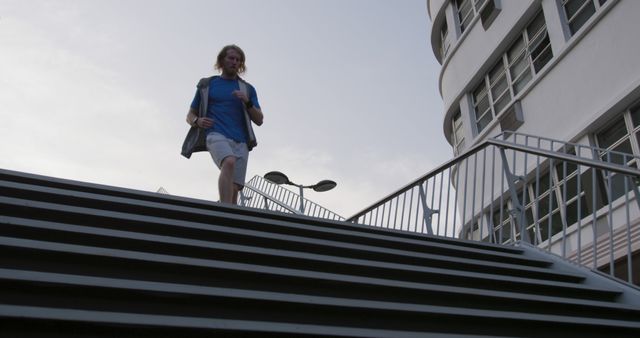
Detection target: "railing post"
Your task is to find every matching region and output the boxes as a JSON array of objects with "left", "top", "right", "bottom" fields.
[
  {"left": 263, "top": 195, "right": 270, "bottom": 210},
  {"left": 419, "top": 184, "right": 438, "bottom": 235},
  {"left": 239, "top": 191, "right": 251, "bottom": 207},
  {"left": 498, "top": 147, "right": 531, "bottom": 244}
]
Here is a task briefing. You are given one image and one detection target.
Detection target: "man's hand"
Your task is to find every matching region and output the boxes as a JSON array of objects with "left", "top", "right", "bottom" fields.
[
  {"left": 196, "top": 117, "right": 214, "bottom": 129},
  {"left": 232, "top": 90, "right": 249, "bottom": 103}
]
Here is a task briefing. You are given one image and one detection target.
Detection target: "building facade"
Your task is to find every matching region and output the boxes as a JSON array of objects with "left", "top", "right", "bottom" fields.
[{"left": 427, "top": 0, "right": 640, "bottom": 282}]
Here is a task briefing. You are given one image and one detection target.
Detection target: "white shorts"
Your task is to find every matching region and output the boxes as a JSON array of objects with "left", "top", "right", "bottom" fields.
[{"left": 206, "top": 132, "right": 249, "bottom": 187}]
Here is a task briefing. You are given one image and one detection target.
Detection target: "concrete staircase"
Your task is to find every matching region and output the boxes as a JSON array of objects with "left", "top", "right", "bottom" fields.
[{"left": 1, "top": 168, "right": 639, "bottom": 338}]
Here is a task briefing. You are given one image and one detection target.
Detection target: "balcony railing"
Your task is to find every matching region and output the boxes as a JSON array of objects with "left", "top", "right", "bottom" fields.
[
  {"left": 347, "top": 131, "right": 640, "bottom": 285},
  {"left": 241, "top": 175, "right": 345, "bottom": 221}
]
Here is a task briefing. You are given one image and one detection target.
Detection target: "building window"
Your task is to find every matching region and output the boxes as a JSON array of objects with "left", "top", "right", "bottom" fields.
[
  {"left": 439, "top": 22, "right": 451, "bottom": 60},
  {"left": 562, "top": 0, "right": 608, "bottom": 36},
  {"left": 595, "top": 105, "right": 640, "bottom": 202},
  {"left": 455, "top": 0, "right": 475, "bottom": 33},
  {"left": 452, "top": 110, "right": 465, "bottom": 155},
  {"left": 491, "top": 200, "right": 514, "bottom": 244},
  {"left": 475, "top": 0, "right": 501, "bottom": 29},
  {"left": 485, "top": 157, "right": 595, "bottom": 245},
  {"left": 455, "top": 0, "right": 501, "bottom": 33},
  {"left": 472, "top": 10, "right": 552, "bottom": 134}
]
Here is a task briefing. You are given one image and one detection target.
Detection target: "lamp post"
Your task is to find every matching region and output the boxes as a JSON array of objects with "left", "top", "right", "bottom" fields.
[{"left": 264, "top": 171, "right": 337, "bottom": 214}]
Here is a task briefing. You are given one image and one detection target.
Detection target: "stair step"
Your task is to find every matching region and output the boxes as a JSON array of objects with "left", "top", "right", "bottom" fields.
[
  {"left": 0, "top": 301, "right": 639, "bottom": 338},
  {"left": 0, "top": 216, "right": 592, "bottom": 295},
  {"left": 2, "top": 168, "right": 639, "bottom": 338},
  {"left": 0, "top": 168, "right": 522, "bottom": 255},
  {"left": 1, "top": 268, "right": 638, "bottom": 321},
  {"left": 0, "top": 236, "right": 622, "bottom": 302},
  {"left": 0, "top": 209, "right": 585, "bottom": 285},
  {"left": 0, "top": 180, "right": 533, "bottom": 263}
]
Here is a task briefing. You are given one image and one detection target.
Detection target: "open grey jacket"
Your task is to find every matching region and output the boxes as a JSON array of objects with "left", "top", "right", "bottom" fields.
[{"left": 181, "top": 76, "right": 258, "bottom": 159}]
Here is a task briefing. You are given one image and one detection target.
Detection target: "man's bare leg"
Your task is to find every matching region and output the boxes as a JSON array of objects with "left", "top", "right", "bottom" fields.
[
  {"left": 218, "top": 156, "right": 236, "bottom": 204},
  {"left": 231, "top": 184, "right": 242, "bottom": 205}
]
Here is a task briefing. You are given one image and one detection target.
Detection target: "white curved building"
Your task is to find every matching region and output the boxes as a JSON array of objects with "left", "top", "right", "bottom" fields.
[
  {"left": 429, "top": 0, "right": 640, "bottom": 155},
  {"left": 427, "top": 0, "right": 640, "bottom": 282}
]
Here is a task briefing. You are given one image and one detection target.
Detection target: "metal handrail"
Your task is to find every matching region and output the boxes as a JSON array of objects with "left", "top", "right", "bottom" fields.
[
  {"left": 241, "top": 175, "right": 345, "bottom": 221},
  {"left": 348, "top": 141, "right": 493, "bottom": 222},
  {"left": 347, "top": 132, "right": 640, "bottom": 285},
  {"left": 500, "top": 130, "right": 640, "bottom": 162},
  {"left": 348, "top": 136, "right": 640, "bottom": 222},
  {"left": 242, "top": 182, "right": 301, "bottom": 215}
]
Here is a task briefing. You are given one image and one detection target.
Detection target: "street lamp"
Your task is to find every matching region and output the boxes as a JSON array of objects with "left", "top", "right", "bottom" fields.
[{"left": 264, "top": 170, "right": 337, "bottom": 213}]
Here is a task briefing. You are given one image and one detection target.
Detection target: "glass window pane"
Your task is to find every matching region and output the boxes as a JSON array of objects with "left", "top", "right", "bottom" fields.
[
  {"left": 527, "top": 12, "right": 546, "bottom": 42},
  {"left": 565, "top": 175, "right": 580, "bottom": 199},
  {"left": 516, "top": 188, "right": 530, "bottom": 205},
  {"left": 538, "top": 209, "right": 564, "bottom": 240},
  {"left": 473, "top": 82, "right": 488, "bottom": 101},
  {"left": 597, "top": 118, "right": 627, "bottom": 149},
  {"left": 499, "top": 223, "right": 512, "bottom": 243},
  {"left": 526, "top": 207, "right": 534, "bottom": 227},
  {"left": 607, "top": 140, "right": 633, "bottom": 165},
  {"left": 457, "top": 0, "right": 474, "bottom": 31},
  {"left": 477, "top": 112, "right": 492, "bottom": 132},
  {"left": 507, "top": 37, "right": 526, "bottom": 63},
  {"left": 550, "top": 211, "right": 564, "bottom": 236},
  {"left": 535, "top": 172, "right": 551, "bottom": 196},
  {"left": 510, "top": 55, "right": 529, "bottom": 81},
  {"left": 513, "top": 69, "right": 532, "bottom": 95},
  {"left": 453, "top": 110, "right": 462, "bottom": 125},
  {"left": 564, "top": 0, "right": 589, "bottom": 21},
  {"left": 607, "top": 173, "right": 634, "bottom": 201},
  {"left": 474, "top": 0, "right": 487, "bottom": 11},
  {"left": 493, "top": 91, "right": 512, "bottom": 114},
  {"left": 567, "top": 1, "right": 596, "bottom": 34},
  {"left": 538, "top": 221, "right": 550, "bottom": 242},
  {"left": 475, "top": 96, "right": 490, "bottom": 118},
  {"left": 555, "top": 160, "right": 578, "bottom": 180},
  {"left": 489, "top": 61, "right": 506, "bottom": 85},
  {"left": 491, "top": 76, "right": 509, "bottom": 101},
  {"left": 533, "top": 45, "right": 553, "bottom": 73},
  {"left": 537, "top": 192, "right": 558, "bottom": 216},
  {"left": 492, "top": 204, "right": 509, "bottom": 227},
  {"left": 631, "top": 105, "right": 640, "bottom": 127},
  {"left": 565, "top": 195, "right": 589, "bottom": 226}
]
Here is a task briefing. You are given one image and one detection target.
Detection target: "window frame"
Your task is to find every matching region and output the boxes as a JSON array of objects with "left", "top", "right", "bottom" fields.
[
  {"left": 452, "top": 110, "right": 466, "bottom": 155},
  {"left": 594, "top": 105, "right": 640, "bottom": 203},
  {"left": 471, "top": 9, "right": 552, "bottom": 134},
  {"left": 561, "top": 0, "right": 608, "bottom": 36}
]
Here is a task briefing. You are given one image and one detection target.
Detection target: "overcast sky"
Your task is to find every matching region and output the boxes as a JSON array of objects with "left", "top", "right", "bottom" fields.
[{"left": 0, "top": 0, "right": 450, "bottom": 218}]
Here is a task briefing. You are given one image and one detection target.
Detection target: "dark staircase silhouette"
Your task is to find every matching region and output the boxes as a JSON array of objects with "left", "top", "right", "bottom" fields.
[{"left": 1, "top": 168, "right": 639, "bottom": 338}]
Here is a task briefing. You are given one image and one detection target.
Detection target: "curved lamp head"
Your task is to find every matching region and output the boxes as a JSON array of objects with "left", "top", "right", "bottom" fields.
[
  {"left": 312, "top": 179, "right": 337, "bottom": 192},
  {"left": 264, "top": 171, "right": 290, "bottom": 185}
]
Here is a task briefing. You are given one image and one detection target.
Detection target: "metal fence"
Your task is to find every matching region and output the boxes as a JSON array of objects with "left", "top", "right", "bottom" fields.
[
  {"left": 241, "top": 175, "right": 345, "bottom": 221},
  {"left": 347, "top": 132, "right": 640, "bottom": 284}
]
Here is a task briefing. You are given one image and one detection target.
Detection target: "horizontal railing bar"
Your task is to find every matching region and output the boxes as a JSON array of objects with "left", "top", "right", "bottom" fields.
[
  {"left": 487, "top": 139, "right": 640, "bottom": 177},
  {"left": 500, "top": 131, "right": 640, "bottom": 161},
  {"left": 348, "top": 141, "right": 492, "bottom": 221},
  {"left": 348, "top": 137, "right": 640, "bottom": 222}
]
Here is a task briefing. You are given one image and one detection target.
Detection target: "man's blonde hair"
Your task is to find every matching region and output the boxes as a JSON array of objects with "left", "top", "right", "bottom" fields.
[{"left": 215, "top": 44, "right": 246, "bottom": 74}]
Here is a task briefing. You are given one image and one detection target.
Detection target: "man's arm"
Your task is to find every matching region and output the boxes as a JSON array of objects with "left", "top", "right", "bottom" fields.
[
  {"left": 186, "top": 108, "right": 214, "bottom": 128},
  {"left": 186, "top": 108, "right": 198, "bottom": 126},
  {"left": 247, "top": 106, "right": 263, "bottom": 126}
]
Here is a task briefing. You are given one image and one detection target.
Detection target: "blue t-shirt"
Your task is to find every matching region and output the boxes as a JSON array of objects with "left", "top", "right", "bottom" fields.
[{"left": 190, "top": 76, "right": 260, "bottom": 143}]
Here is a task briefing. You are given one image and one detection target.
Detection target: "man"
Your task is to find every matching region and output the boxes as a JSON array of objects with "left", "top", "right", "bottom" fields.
[{"left": 185, "top": 44, "right": 264, "bottom": 205}]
